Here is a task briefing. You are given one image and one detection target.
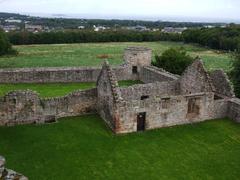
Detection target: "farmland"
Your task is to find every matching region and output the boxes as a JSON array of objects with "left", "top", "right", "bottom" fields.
[{"left": 0, "top": 42, "right": 232, "bottom": 71}]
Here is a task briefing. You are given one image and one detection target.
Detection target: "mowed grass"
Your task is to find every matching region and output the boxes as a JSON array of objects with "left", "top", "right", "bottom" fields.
[
  {"left": 0, "top": 115, "right": 239, "bottom": 179},
  {"left": 0, "top": 42, "right": 232, "bottom": 71},
  {"left": 0, "top": 80, "right": 141, "bottom": 98}
]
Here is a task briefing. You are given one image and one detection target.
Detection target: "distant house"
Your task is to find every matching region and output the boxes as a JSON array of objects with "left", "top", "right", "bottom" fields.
[
  {"left": 25, "top": 24, "right": 43, "bottom": 32},
  {"left": 204, "top": 25, "right": 215, "bottom": 28},
  {"left": 2, "top": 25, "right": 20, "bottom": 32},
  {"left": 93, "top": 25, "right": 108, "bottom": 32},
  {"left": 78, "top": 26, "right": 85, "bottom": 29},
  {"left": 127, "top": 25, "right": 149, "bottom": 31},
  {"left": 151, "top": 28, "right": 160, "bottom": 32},
  {"left": 161, "top": 27, "right": 187, "bottom": 34},
  {"left": 5, "top": 18, "right": 22, "bottom": 23}
]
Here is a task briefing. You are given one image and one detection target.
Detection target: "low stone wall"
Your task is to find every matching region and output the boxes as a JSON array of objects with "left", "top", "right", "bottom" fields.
[
  {"left": 42, "top": 88, "right": 97, "bottom": 119},
  {"left": 0, "top": 88, "right": 97, "bottom": 126},
  {"left": 228, "top": 98, "right": 240, "bottom": 123},
  {"left": 0, "top": 66, "right": 135, "bottom": 83},
  {"left": 139, "top": 66, "right": 179, "bottom": 83}
]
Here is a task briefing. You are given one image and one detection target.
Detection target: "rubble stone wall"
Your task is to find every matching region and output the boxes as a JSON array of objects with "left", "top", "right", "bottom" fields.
[
  {"left": 116, "top": 93, "right": 229, "bottom": 134},
  {"left": 179, "top": 60, "right": 214, "bottom": 95},
  {"left": 0, "top": 89, "right": 97, "bottom": 126},
  {"left": 116, "top": 92, "right": 219, "bottom": 133},
  {"left": 96, "top": 62, "right": 123, "bottom": 131},
  {"left": 210, "top": 70, "right": 235, "bottom": 97},
  {"left": 119, "top": 81, "right": 178, "bottom": 101},
  {"left": 139, "top": 66, "right": 179, "bottom": 83},
  {"left": 0, "top": 66, "right": 135, "bottom": 83},
  {"left": 124, "top": 47, "right": 152, "bottom": 67},
  {"left": 228, "top": 98, "right": 240, "bottom": 123}
]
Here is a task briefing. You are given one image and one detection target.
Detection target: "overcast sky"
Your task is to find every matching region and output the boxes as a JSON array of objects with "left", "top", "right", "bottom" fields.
[{"left": 0, "top": 0, "right": 240, "bottom": 22}]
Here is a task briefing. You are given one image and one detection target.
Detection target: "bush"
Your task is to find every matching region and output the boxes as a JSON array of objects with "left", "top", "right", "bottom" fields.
[
  {"left": 0, "top": 29, "right": 17, "bottom": 56},
  {"left": 152, "top": 48, "right": 194, "bottom": 75},
  {"left": 230, "top": 50, "right": 240, "bottom": 97}
]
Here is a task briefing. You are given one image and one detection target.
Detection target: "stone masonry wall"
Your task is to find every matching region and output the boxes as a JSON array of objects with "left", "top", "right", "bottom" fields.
[
  {"left": 210, "top": 70, "right": 235, "bottom": 97},
  {"left": 42, "top": 88, "right": 97, "bottom": 119},
  {"left": 120, "top": 81, "right": 178, "bottom": 101},
  {"left": 0, "top": 66, "right": 135, "bottom": 83},
  {"left": 139, "top": 66, "right": 179, "bottom": 83},
  {"left": 124, "top": 47, "right": 152, "bottom": 67},
  {"left": 228, "top": 98, "right": 240, "bottom": 123},
  {"left": 179, "top": 60, "right": 214, "bottom": 95},
  {"left": 96, "top": 62, "right": 122, "bottom": 132},
  {"left": 115, "top": 92, "right": 221, "bottom": 134},
  {"left": 0, "top": 88, "right": 97, "bottom": 126}
]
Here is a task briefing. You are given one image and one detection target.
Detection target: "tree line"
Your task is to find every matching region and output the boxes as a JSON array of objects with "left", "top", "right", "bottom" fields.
[
  {"left": 0, "top": 29, "right": 17, "bottom": 56},
  {"left": 0, "top": 12, "right": 225, "bottom": 29},
  {"left": 183, "top": 25, "right": 240, "bottom": 51},
  {"left": 7, "top": 30, "right": 183, "bottom": 45}
]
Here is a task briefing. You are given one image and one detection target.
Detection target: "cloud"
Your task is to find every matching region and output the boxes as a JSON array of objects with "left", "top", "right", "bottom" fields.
[{"left": 0, "top": 0, "right": 239, "bottom": 22}]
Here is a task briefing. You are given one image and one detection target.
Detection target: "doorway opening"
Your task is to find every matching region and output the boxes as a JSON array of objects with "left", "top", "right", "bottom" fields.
[{"left": 137, "top": 112, "right": 146, "bottom": 131}]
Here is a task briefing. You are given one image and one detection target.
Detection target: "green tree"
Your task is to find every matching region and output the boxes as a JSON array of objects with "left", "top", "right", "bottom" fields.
[
  {"left": 0, "top": 29, "right": 17, "bottom": 56},
  {"left": 230, "top": 49, "right": 240, "bottom": 97},
  {"left": 153, "top": 48, "right": 194, "bottom": 75}
]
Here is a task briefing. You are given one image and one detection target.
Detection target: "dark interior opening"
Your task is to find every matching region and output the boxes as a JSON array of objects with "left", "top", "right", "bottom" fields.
[
  {"left": 187, "top": 98, "right": 200, "bottom": 119},
  {"left": 132, "top": 66, "right": 138, "bottom": 74},
  {"left": 137, "top": 112, "right": 146, "bottom": 131},
  {"left": 141, "top": 95, "right": 149, "bottom": 100},
  {"left": 44, "top": 116, "right": 57, "bottom": 124},
  {"left": 214, "top": 94, "right": 224, "bottom": 100}
]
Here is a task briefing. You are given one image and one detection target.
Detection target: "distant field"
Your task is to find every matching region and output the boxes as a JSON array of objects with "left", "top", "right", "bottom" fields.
[
  {"left": 0, "top": 42, "right": 232, "bottom": 71},
  {"left": 0, "top": 80, "right": 141, "bottom": 98},
  {"left": 0, "top": 115, "right": 239, "bottom": 179}
]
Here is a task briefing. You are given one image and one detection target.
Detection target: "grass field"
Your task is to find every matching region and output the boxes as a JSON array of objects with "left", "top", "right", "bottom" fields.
[
  {"left": 0, "top": 80, "right": 141, "bottom": 97},
  {"left": 0, "top": 42, "right": 232, "bottom": 71},
  {"left": 0, "top": 42, "right": 237, "bottom": 179},
  {"left": 0, "top": 115, "right": 239, "bottom": 180}
]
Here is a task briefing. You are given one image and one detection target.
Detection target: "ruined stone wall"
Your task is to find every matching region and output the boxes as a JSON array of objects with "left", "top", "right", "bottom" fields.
[
  {"left": 119, "top": 81, "right": 178, "bottom": 101},
  {"left": 179, "top": 60, "right": 214, "bottom": 95},
  {"left": 124, "top": 47, "right": 152, "bottom": 68},
  {"left": 0, "top": 89, "right": 97, "bottom": 126},
  {"left": 228, "top": 98, "right": 240, "bottom": 123},
  {"left": 115, "top": 92, "right": 222, "bottom": 133},
  {"left": 96, "top": 62, "right": 122, "bottom": 131},
  {"left": 210, "top": 70, "right": 235, "bottom": 97},
  {"left": 139, "top": 66, "right": 179, "bottom": 83},
  {"left": 0, "top": 91, "right": 44, "bottom": 126},
  {"left": 212, "top": 99, "right": 229, "bottom": 119},
  {"left": 42, "top": 88, "right": 97, "bottom": 119},
  {"left": 0, "top": 66, "right": 135, "bottom": 83}
]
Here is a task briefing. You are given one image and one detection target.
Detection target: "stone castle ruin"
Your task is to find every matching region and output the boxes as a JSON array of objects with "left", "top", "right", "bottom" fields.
[{"left": 0, "top": 47, "right": 239, "bottom": 134}]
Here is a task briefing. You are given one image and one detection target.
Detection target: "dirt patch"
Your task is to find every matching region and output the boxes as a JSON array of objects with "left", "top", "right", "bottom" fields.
[{"left": 96, "top": 54, "right": 112, "bottom": 59}]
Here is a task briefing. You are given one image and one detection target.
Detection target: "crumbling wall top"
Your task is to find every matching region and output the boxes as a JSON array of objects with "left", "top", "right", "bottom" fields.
[
  {"left": 210, "top": 69, "right": 235, "bottom": 97},
  {"left": 125, "top": 47, "right": 152, "bottom": 52}
]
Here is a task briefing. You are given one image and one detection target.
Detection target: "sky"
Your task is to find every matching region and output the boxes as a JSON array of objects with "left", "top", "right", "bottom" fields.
[{"left": 0, "top": 0, "right": 240, "bottom": 22}]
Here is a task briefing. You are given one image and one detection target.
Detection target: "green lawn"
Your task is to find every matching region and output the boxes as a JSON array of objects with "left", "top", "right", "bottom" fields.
[
  {"left": 0, "top": 42, "right": 232, "bottom": 71},
  {"left": 0, "top": 115, "right": 239, "bottom": 179},
  {"left": 0, "top": 80, "right": 141, "bottom": 98}
]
